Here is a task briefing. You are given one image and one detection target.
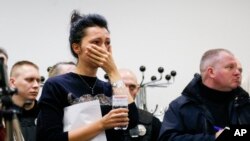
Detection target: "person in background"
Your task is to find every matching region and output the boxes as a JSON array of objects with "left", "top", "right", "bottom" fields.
[
  {"left": 37, "top": 61, "right": 76, "bottom": 99},
  {"left": 236, "top": 58, "right": 242, "bottom": 86},
  {"left": 37, "top": 10, "right": 138, "bottom": 141},
  {"left": 0, "top": 47, "right": 8, "bottom": 141},
  {"left": 158, "top": 48, "right": 250, "bottom": 141},
  {"left": 235, "top": 58, "right": 250, "bottom": 94},
  {"left": 9, "top": 60, "right": 41, "bottom": 141},
  {"left": 47, "top": 61, "right": 76, "bottom": 78},
  {"left": 238, "top": 58, "right": 250, "bottom": 94},
  {"left": 119, "top": 68, "right": 161, "bottom": 141},
  {"left": 242, "top": 72, "right": 250, "bottom": 94}
]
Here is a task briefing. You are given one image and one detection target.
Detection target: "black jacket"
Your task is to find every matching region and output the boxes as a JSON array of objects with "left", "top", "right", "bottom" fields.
[
  {"left": 15, "top": 100, "right": 39, "bottom": 141},
  {"left": 126, "top": 109, "right": 161, "bottom": 141},
  {"left": 158, "top": 74, "right": 250, "bottom": 141}
]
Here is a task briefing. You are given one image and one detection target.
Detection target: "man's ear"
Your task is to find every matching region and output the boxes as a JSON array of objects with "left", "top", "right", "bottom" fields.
[
  {"left": 207, "top": 67, "right": 215, "bottom": 78},
  {"left": 9, "top": 77, "right": 15, "bottom": 88},
  {"left": 72, "top": 43, "right": 81, "bottom": 55}
]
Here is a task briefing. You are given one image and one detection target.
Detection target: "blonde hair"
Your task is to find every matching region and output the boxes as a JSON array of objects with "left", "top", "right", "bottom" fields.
[
  {"left": 199, "top": 48, "right": 233, "bottom": 74},
  {"left": 47, "top": 61, "right": 76, "bottom": 77}
]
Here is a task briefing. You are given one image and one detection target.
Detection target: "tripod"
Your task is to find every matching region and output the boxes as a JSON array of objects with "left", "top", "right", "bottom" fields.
[
  {"left": 0, "top": 57, "right": 24, "bottom": 141},
  {"left": 1, "top": 95, "right": 24, "bottom": 141}
]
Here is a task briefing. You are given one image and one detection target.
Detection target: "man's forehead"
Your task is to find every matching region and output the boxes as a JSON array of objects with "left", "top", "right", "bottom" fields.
[{"left": 13, "top": 65, "right": 39, "bottom": 76}]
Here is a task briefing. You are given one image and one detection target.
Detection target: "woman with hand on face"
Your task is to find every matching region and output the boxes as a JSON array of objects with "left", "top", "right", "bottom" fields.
[{"left": 37, "top": 10, "right": 138, "bottom": 141}]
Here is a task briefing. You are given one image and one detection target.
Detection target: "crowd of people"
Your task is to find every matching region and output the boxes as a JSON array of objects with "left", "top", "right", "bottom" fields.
[{"left": 0, "top": 9, "right": 249, "bottom": 141}]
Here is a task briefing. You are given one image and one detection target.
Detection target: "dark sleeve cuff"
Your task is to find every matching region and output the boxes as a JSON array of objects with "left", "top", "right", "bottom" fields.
[{"left": 128, "top": 102, "right": 139, "bottom": 129}]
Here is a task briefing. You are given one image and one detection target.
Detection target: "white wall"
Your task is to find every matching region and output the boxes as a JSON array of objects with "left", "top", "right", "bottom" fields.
[{"left": 1, "top": 0, "right": 250, "bottom": 119}]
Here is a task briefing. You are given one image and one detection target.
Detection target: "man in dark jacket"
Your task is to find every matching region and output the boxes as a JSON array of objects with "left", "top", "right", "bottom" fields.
[
  {"left": 159, "top": 48, "right": 250, "bottom": 141},
  {"left": 119, "top": 68, "right": 162, "bottom": 141},
  {"left": 9, "top": 60, "right": 41, "bottom": 141}
]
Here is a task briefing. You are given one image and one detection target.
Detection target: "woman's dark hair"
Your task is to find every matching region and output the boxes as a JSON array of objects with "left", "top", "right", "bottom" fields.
[{"left": 69, "top": 10, "right": 109, "bottom": 58}]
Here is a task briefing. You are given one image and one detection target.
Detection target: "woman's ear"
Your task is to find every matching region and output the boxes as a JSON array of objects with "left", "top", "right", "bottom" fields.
[{"left": 72, "top": 43, "right": 81, "bottom": 55}]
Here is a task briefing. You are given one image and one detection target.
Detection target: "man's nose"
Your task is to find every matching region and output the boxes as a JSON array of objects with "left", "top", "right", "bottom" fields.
[{"left": 33, "top": 80, "right": 40, "bottom": 87}]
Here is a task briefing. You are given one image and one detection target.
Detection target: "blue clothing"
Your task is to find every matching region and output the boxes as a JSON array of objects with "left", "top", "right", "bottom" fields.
[
  {"left": 158, "top": 74, "right": 250, "bottom": 141},
  {"left": 37, "top": 73, "right": 138, "bottom": 141}
]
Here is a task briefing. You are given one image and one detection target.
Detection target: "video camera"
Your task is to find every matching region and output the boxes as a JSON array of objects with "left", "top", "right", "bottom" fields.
[
  {"left": 0, "top": 57, "right": 24, "bottom": 141},
  {"left": 0, "top": 57, "right": 17, "bottom": 109}
]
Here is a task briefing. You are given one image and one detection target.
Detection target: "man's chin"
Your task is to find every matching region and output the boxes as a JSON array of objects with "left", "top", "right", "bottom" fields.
[
  {"left": 231, "top": 84, "right": 239, "bottom": 89},
  {"left": 27, "top": 97, "right": 36, "bottom": 101}
]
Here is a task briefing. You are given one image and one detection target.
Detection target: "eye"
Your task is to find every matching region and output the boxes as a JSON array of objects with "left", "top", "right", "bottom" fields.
[
  {"left": 25, "top": 78, "right": 34, "bottom": 83},
  {"left": 105, "top": 40, "right": 111, "bottom": 46},
  {"left": 25, "top": 77, "right": 41, "bottom": 83},
  {"left": 92, "top": 40, "right": 100, "bottom": 45},
  {"left": 37, "top": 78, "right": 41, "bottom": 83},
  {"left": 126, "top": 84, "right": 137, "bottom": 91},
  {"left": 225, "top": 64, "right": 235, "bottom": 70}
]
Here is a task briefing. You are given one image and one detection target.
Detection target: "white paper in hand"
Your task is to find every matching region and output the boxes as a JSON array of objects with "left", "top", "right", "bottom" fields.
[{"left": 63, "top": 100, "right": 107, "bottom": 141}]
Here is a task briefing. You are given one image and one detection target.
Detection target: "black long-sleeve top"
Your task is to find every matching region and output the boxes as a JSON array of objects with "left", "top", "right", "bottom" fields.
[{"left": 37, "top": 72, "right": 138, "bottom": 141}]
